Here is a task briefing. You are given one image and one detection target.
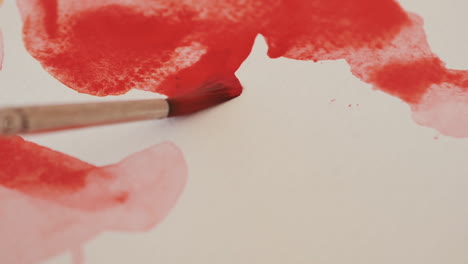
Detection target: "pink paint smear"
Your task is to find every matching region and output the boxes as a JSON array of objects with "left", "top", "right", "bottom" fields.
[{"left": 0, "top": 137, "right": 187, "bottom": 263}]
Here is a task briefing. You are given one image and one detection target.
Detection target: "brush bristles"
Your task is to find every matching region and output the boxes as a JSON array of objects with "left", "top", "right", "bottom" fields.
[{"left": 167, "top": 77, "right": 243, "bottom": 117}]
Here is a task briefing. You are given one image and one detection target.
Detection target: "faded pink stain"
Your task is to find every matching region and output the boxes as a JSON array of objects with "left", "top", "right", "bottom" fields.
[{"left": 0, "top": 137, "right": 187, "bottom": 263}]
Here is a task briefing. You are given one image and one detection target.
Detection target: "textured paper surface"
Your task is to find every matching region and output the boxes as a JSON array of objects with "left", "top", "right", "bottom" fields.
[{"left": 1, "top": 0, "right": 468, "bottom": 263}]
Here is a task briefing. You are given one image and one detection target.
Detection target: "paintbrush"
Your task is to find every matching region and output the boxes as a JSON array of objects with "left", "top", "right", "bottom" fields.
[{"left": 0, "top": 80, "right": 241, "bottom": 135}]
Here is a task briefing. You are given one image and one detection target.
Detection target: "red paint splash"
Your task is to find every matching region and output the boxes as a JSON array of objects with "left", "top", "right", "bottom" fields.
[
  {"left": 18, "top": 0, "right": 258, "bottom": 97},
  {"left": 260, "top": 2, "right": 468, "bottom": 137},
  {"left": 0, "top": 136, "right": 187, "bottom": 263},
  {"left": 18, "top": 0, "right": 468, "bottom": 137}
]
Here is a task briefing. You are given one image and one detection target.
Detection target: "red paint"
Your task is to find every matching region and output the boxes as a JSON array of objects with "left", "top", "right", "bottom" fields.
[
  {"left": 19, "top": 0, "right": 468, "bottom": 136},
  {"left": 261, "top": 0, "right": 410, "bottom": 60},
  {"left": 260, "top": 4, "right": 468, "bottom": 136},
  {"left": 0, "top": 136, "right": 90, "bottom": 196},
  {"left": 260, "top": 1, "right": 461, "bottom": 104},
  {"left": 369, "top": 58, "right": 447, "bottom": 104},
  {"left": 20, "top": 0, "right": 257, "bottom": 97},
  {"left": 0, "top": 137, "right": 187, "bottom": 263}
]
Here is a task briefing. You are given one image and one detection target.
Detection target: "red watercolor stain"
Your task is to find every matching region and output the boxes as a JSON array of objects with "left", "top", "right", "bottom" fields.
[
  {"left": 19, "top": 0, "right": 468, "bottom": 136},
  {"left": 260, "top": 2, "right": 468, "bottom": 137},
  {"left": 369, "top": 58, "right": 447, "bottom": 104},
  {"left": 261, "top": 0, "right": 410, "bottom": 60},
  {"left": 0, "top": 137, "right": 187, "bottom": 263},
  {"left": 18, "top": 0, "right": 258, "bottom": 97},
  {"left": 0, "top": 136, "right": 91, "bottom": 197}
]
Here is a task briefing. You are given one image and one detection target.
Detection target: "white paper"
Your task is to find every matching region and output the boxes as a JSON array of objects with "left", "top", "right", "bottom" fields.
[{"left": 1, "top": 0, "right": 468, "bottom": 263}]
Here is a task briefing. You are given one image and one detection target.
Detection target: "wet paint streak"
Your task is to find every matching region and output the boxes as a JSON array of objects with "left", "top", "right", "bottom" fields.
[{"left": 0, "top": 137, "right": 187, "bottom": 263}]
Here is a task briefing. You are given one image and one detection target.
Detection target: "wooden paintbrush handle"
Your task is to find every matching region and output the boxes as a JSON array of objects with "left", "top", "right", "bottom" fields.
[{"left": 0, "top": 99, "right": 169, "bottom": 135}]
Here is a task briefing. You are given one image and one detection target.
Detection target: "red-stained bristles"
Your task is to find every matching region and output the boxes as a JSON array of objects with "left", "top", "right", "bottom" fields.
[
  {"left": 167, "top": 77, "right": 243, "bottom": 117},
  {"left": 0, "top": 77, "right": 243, "bottom": 135}
]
